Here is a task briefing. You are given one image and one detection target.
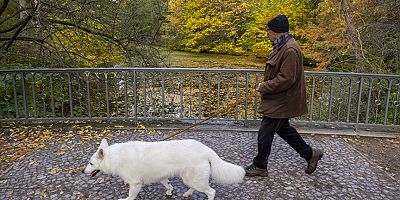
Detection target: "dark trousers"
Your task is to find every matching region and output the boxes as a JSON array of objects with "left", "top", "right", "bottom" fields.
[{"left": 253, "top": 116, "right": 313, "bottom": 169}]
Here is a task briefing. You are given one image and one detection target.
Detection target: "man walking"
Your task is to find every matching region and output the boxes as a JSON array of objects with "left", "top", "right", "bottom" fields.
[{"left": 245, "top": 14, "right": 323, "bottom": 177}]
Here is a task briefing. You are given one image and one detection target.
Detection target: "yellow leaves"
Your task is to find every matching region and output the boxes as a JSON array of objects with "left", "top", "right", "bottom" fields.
[
  {"left": 146, "top": 128, "right": 159, "bottom": 135},
  {"left": 64, "top": 166, "right": 82, "bottom": 174},
  {"left": 136, "top": 123, "right": 146, "bottom": 129},
  {"left": 388, "top": 136, "right": 400, "bottom": 144},
  {"left": 167, "top": 0, "right": 317, "bottom": 57},
  {"left": 39, "top": 191, "right": 47, "bottom": 198},
  {"left": 27, "top": 143, "right": 39, "bottom": 149},
  {"left": 29, "top": 160, "right": 36, "bottom": 165},
  {"left": 1, "top": 122, "right": 153, "bottom": 174},
  {"left": 167, "top": 0, "right": 251, "bottom": 54},
  {"left": 51, "top": 165, "right": 82, "bottom": 175},
  {"left": 343, "top": 137, "right": 366, "bottom": 145},
  {"left": 55, "top": 148, "right": 67, "bottom": 156},
  {"left": 49, "top": 167, "right": 62, "bottom": 175},
  {"left": 51, "top": 28, "right": 124, "bottom": 67},
  {"left": 6, "top": 191, "right": 13, "bottom": 197},
  {"left": 131, "top": 123, "right": 160, "bottom": 135},
  {"left": 0, "top": 125, "right": 59, "bottom": 172}
]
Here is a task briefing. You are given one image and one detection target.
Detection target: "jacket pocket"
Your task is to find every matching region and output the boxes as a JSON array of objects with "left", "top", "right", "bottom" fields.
[
  {"left": 261, "top": 93, "right": 281, "bottom": 100},
  {"left": 264, "top": 60, "right": 277, "bottom": 81},
  {"left": 266, "top": 60, "right": 276, "bottom": 68}
]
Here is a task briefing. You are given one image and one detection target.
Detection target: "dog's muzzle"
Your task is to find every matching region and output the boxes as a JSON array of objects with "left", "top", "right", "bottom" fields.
[{"left": 90, "top": 170, "right": 100, "bottom": 177}]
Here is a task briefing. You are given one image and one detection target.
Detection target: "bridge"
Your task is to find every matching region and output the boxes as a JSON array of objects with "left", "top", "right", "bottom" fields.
[{"left": 0, "top": 68, "right": 399, "bottom": 199}]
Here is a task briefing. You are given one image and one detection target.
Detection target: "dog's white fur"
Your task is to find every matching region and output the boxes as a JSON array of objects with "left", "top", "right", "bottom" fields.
[{"left": 83, "top": 139, "right": 245, "bottom": 200}]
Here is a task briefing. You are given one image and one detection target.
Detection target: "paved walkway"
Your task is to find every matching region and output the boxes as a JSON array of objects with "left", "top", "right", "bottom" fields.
[{"left": 0, "top": 128, "right": 399, "bottom": 200}]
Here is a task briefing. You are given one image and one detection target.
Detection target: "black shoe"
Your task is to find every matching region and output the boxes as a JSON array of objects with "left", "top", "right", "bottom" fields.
[
  {"left": 245, "top": 164, "right": 268, "bottom": 177},
  {"left": 305, "top": 149, "right": 324, "bottom": 174}
]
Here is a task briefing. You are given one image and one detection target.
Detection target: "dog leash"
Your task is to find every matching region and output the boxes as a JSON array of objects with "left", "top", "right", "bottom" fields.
[{"left": 161, "top": 97, "right": 246, "bottom": 141}]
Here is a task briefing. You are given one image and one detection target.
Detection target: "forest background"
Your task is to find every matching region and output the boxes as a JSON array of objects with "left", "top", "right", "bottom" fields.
[{"left": 0, "top": 0, "right": 399, "bottom": 74}]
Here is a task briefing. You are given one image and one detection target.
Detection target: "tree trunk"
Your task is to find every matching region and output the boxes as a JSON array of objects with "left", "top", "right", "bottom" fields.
[
  {"left": 341, "top": 0, "right": 363, "bottom": 72},
  {"left": 19, "top": 0, "right": 28, "bottom": 20}
]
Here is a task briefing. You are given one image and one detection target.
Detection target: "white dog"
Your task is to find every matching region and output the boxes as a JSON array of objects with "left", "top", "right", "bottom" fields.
[{"left": 83, "top": 139, "right": 245, "bottom": 200}]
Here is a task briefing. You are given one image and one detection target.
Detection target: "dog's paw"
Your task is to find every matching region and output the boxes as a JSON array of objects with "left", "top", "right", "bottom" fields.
[
  {"left": 165, "top": 185, "right": 173, "bottom": 196},
  {"left": 183, "top": 188, "right": 194, "bottom": 198},
  {"left": 165, "top": 191, "right": 173, "bottom": 196}
]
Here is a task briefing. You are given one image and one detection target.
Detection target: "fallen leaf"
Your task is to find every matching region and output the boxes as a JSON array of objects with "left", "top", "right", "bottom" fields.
[
  {"left": 49, "top": 168, "right": 61, "bottom": 175},
  {"left": 6, "top": 191, "right": 12, "bottom": 196},
  {"left": 39, "top": 191, "right": 47, "bottom": 198},
  {"left": 64, "top": 166, "right": 82, "bottom": 173},
  {"left": 55, "top": 149, "right": 66, "bottom": 156}
]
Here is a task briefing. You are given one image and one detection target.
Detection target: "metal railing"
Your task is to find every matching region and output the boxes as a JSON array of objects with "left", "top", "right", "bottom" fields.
[{"left": 1, "top": 68, "right": 399, "bottom": 130}]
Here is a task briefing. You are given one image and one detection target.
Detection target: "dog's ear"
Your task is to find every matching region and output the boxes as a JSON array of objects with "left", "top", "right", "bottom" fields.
[
  {"left": 100, "top": 139, "right": 108, "bottom": 148},
  {"left": 98, "top": 148, "right": 104, "bottom": 160}
]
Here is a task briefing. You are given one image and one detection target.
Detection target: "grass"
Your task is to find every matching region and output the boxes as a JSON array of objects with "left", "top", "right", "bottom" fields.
[
  {"left": 161, "top": 50, "right": 267, "bottom": 69},
  {"left": 161, "top": 50, "right": 316, "bottom": 70}
]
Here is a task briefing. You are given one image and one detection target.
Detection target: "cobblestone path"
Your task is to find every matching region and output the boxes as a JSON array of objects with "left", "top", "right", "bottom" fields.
[{"left": 1, "top": 130, "right": 399, "bottom": 199}]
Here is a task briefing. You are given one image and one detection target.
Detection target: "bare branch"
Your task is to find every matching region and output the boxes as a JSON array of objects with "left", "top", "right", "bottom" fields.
[
  {"left": 0, "top": 36, "right": 43, "bottom": 42},
  {"left": 44, "top": 18, "right": 121, "bottom": 44},
  {"left": 0, "top": 8, "right": 26, "bottom": 25},
  {"left": 3, "top": 15, "right": 32, "bottom": 51},
  {"left": 0, "top": 16, "right": 32, "bottom": 33},
  {"left": 0, "top": 0, "right": 9, "bottom": 16}
]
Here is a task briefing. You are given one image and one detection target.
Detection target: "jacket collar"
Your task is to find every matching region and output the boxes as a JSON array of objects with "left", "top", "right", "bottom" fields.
[{"left": 269, "top": 32, "right": 293, "bottom": 58}]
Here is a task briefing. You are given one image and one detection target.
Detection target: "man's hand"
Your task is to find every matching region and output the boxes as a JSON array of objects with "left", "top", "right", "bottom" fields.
[
  {"left": 257, "top": 82, "right": 267, "bottom": 93},
  {"left": 257, "top": 82, "right": 270, "bottom": 93},
  {"left": 257, "top": 82, "right": 263, "bottom": 92}
]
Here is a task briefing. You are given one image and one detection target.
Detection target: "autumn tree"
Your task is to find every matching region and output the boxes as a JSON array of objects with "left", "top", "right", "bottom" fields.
[
  {"left": 165, "top": 0, "right": 250, "bottom": 55},
  {"left": 296, "top": 0, "right": 350, "bottom": 70},
  {"left": 239, "top": 0, "right": 307, "bottom": 56},
  {"left": 350, "top": 0, "right": 400, "bottom": 73},
  {"left": 166, "top": 0, "right": 308, "bottom": 56},
  {"left": 0, "top": 0, "right": 168, "bottom": 68},
  {"left": 298, "top": 0, "right": 399, "bottom": 73}
]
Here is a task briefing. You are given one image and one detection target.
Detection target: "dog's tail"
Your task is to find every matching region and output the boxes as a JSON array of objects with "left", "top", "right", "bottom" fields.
[{"left": 207, "top": 148, "right": 245, "bottom": 184}]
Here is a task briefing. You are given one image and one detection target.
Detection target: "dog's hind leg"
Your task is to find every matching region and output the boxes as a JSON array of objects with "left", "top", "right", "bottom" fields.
[
  {"left": 181, "top": 164, "right": 216, "bottom": 200},
  {"left": 182, "top": 179, "right": 215, "bottom": 200},
  {"left": 119, "top": 182, "right": 143, "bottom": 200},
  {"left": 160, "top": 179, "right": 173, "bottom": 196},
  {"left": 196, "top": 186, "right": 215, "bottom": 200}
]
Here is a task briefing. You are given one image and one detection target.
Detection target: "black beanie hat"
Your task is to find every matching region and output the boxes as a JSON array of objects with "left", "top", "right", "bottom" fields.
[{"left": 267, "top": 14, "right": 289, "bottom": 33}]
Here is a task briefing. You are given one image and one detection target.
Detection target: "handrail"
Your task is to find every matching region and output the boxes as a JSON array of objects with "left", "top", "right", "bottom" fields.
[
  {"left": 1, "top": 68, "right": 399, "bottom": 78},
  {"left": 1, "top": 68, "right": 399, "bottom": 131}
]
